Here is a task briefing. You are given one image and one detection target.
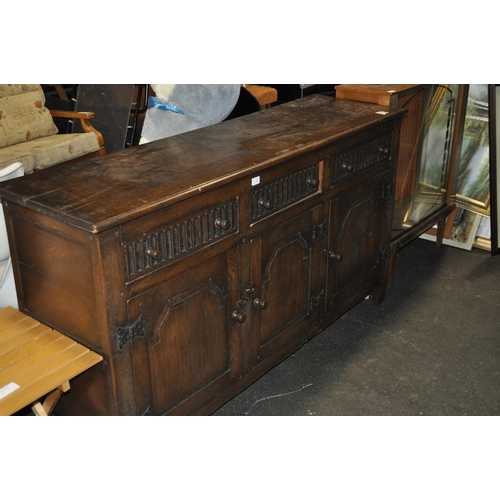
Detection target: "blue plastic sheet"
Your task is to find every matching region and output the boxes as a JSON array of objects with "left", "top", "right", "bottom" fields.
[{"left": 147, "top": 96, "right": 184, "bottom": 115}]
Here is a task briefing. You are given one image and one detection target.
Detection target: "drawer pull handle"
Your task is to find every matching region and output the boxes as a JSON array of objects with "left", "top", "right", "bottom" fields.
[
  {"left": 307, "top": 177, "right": 319, "bottom": 188},
  {"left": 146, "top": 248, "right": 162, "bottom": 260},
  {"left": 342, "top": 163, "right": 354, "bottom": 174},
  {"left": 258, "top": 199, "right": 272, "bottom": 210},
  {"left": 215, "top": 218, "right": 230, "bottom": 230},
  {"left": 232, "top": 311, "right": 246, "bottom": 323},
  {"left": 253, "top": 298, "right": 268, "bottom": 310},
  {"left": 379, "top": 147, "right": 390, "bottom": 155},
  {"left": 325, "top": 249, "right": 343, "bottom": 262}
]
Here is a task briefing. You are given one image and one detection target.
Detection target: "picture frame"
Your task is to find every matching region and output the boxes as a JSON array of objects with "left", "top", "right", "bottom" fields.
[
  {"left": 420, "top": 207, "right": 482, "bottom": 251},
  {"left": 488, "top": 84, "right": 499, "bottom": 255},
  {"left": 454, "top": 84, "right": 491, "bottom": 217},
  {"left": 474, "top": 215, "right": 492, "bottom": 252}
]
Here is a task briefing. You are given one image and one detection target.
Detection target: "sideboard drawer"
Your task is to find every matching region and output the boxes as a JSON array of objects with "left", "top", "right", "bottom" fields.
[
  {"left": 122, "top": 197, "right": 239, "bottom": 280},
  {"left": 250, "top": 162, "right": 320, "bottom": 223},
  {"left": 328, "top": 132, "right": 393, "bottom": 186}
]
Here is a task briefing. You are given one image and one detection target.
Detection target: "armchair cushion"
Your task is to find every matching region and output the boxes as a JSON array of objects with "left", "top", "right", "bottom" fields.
[
  {"left": 0, "top": 133, "right": 100, "bottom": 174},
  {"left": 0, "top": 84, "right": 58, "bottom": 149}
]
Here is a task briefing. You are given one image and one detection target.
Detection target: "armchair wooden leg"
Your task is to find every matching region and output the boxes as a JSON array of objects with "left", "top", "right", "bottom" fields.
[{"left": 31, "top": 381, "right": 71, "bottom": 416}]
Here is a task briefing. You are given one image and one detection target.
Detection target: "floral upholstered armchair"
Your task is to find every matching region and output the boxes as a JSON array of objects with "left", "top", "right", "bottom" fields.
[{"left": 0, "top": 84, "right": 105, "bottom": 174}]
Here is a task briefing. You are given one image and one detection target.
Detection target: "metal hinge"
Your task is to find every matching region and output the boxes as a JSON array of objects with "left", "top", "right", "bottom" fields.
[
  {"left": 117, "top": 315, "right": 145, "bottom": 349},
  {"left": 312, "top": 218, "right": 328, "bottom": 243}
]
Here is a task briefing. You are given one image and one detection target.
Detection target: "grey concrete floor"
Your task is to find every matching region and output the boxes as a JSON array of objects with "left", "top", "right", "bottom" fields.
[{"left": 213, "top": 237, "right": 500, "bottom": 416}]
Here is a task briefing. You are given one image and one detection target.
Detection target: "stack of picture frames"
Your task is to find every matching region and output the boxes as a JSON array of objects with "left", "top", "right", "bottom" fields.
[{"left": 420, "top": 84, "right": 499, "bottom": 255}]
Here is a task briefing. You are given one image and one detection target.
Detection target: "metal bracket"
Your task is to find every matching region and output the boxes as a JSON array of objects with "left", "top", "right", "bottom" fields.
[
  {"left": 310, "top": 289, "right": 325, "bottom": 311},
  {"left": 382, "top": 184, "right": 394, "bottom": 199}
]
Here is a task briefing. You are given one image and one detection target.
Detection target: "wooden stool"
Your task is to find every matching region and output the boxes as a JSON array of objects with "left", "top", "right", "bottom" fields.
[
  {"left": 245, "top": 85, "right": 278, "bottom": 109},
  {"left": 0, "top": 306, "right": 102, "bottom": 416}
]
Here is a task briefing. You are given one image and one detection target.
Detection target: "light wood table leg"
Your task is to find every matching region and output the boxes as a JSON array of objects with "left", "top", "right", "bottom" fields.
[{"left": 31, "top": 381, "right": 71, "bottom": 416}]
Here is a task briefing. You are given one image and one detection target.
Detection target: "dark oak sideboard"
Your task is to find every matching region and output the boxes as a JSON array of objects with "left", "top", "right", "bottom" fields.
[{"left": 0, "top": 96, "right": 405, "bottom": 415}]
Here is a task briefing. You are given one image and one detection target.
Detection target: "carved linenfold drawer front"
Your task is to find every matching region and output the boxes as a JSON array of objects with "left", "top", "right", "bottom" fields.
[
  {"left": 123, "top": 198, "right": 239, "bottom": 279},
  {"left": 328, "top": 132, "right": 393, "bottom": 185},
  {"left": 250, "top": 162, "right": 320, "bottom": 222}
]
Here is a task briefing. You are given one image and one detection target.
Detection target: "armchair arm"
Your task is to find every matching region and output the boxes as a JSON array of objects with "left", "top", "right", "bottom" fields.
[
  {"left": 50, "top": 110, "right": 95, "bottom": 120},
  {"left": 49, "top": 110, "right": 105, "bottom": 148}
]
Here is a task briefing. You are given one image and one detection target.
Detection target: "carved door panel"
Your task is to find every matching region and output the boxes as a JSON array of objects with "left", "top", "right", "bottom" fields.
[
  {"left": 248, "top": 205, "right": 328, "bottom": 366},
  {"left": 326, "top": 172, "right": 392, "bottom": 311},
  {"left": 128, "top": 250, "right": 240, "bottom": 415}
]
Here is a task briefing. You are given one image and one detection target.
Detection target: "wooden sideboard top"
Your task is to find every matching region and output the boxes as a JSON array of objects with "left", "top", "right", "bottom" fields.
[{"left": 0, "top": 95, "right": 404, "bottom": 233}]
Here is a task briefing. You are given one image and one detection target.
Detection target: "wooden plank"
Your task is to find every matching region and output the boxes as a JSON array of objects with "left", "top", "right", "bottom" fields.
[
  {"left": 0, "top": 335, "right": 76, "bottom": 386},
  {"left": 1, "top": 342, "right": 94, "bottom": 389},
  {"left": 0, "top": 327, "right": 60, "bottom": 365},
  {"left": 0, "top": 306, "right": 18, "bottom": 321},
  {"left": 0, "top": 310, "right": 40, "bottom": 338},
  {"left": 0, "top": 323, "right": 54, "bottom": 356}
]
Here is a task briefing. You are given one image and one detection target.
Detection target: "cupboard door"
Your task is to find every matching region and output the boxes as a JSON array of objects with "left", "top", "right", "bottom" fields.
[
  {"left": 248, "top": 205, "right": 327, "bottom": 366},
  {"left": 128, "top": 250, "right": 240, "bottom": 415},
  {"left": 326, "top": 171, "right": 392, "bottom": 312}
]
